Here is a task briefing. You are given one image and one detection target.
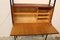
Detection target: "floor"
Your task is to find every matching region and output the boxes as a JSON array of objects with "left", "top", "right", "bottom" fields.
[{"left": 0, "top": 35, "right": 60, "bottom": 40}]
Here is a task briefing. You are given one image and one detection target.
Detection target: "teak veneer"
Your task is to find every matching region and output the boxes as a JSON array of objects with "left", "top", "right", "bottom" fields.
[
  {"left": 11, "top": 23, "right": 58, "bottom": 36},
  {"left": 10, "top": 0, "right": 59, "bottom": 40}
]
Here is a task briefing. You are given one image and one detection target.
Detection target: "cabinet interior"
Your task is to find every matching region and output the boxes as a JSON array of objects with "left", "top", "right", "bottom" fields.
[{"left": 12, "top": 4, "right": 53, "bottom": 23}]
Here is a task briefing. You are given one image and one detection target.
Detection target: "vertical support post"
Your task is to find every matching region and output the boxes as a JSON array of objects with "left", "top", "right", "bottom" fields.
[
  {"left": 45, "top": 34, "right": 48, "bottom": 40},
  {"left": 14, "top": 36, "right": 17, "bottom": 40},
  {"left": 10, "top": 0, "right": 14, "bottom": 5},
  {"left": 12, "top": 0, "right": 14, "bottom": 5},
  {"left": 49, "top": 0, "right": 51, "bottom": 6},
  {"left": 53, "top": 0, "right": 56, "bottom": 8},
  {"left": 52, "top": 0, "right": 56, "bottom": 14},
  {"left": 50, "top": 0, "right": 56, "bottom": 21},
  {"left": 50, "top": 0, "right": 56, "bottom": 23},
  {"left": 10, "top": 0, "right": 14, "bottom": 24}
]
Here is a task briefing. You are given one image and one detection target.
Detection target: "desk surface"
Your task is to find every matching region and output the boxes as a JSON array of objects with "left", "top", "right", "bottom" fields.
[{"left": 10, "top": 23, "right": 59, "bottom": 36}]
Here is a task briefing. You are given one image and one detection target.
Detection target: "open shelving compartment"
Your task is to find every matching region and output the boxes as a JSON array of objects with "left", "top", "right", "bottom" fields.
[
  {"left": 10, "top": 0, "right": 57, "bottom": 24},
  {"left": 11, "top": 3, "right": 54, "bottom": 24}
]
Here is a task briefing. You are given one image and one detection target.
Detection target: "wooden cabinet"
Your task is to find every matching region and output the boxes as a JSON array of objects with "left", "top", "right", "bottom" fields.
[
  {"left": 12, "top": 4, "right": 53, "bottom": 23},
  {"left": 10, "top": 0, "right": 59, "bottom": 40}
]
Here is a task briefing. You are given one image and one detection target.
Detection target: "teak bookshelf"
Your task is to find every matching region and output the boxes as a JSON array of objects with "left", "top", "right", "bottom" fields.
[
  {"left": 12, "top": 4, "right": 53, "bottom": 23},
  {"left": 10, "top": 0, "right": 59, "bottom": 40}
]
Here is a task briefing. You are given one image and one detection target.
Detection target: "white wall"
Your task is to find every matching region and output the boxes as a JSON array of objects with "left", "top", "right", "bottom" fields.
[
  {"left": 52, "top": 0, "right": 60, "bottom": 37},
  {"left": 0, "top": 0, "right": 12, "bottom": 37},
  {"left": 14, "top": 0, "right": 49, "bottom": 4},
  {"left": 0, "top": 0, "right": 60, "bottom": 37},
  {"left": 52, "top": 0, "right": 60, "bottom": 33}
]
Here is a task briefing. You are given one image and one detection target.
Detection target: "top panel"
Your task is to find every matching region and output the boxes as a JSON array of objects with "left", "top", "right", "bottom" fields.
[{"left": 13, "top": 4, "right": 53, "bottom": 8}]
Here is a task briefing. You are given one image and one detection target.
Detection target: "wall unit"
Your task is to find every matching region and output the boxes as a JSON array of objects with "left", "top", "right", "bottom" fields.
[{"left": 10, "top": 0, "right": 59, "bottom": 40}]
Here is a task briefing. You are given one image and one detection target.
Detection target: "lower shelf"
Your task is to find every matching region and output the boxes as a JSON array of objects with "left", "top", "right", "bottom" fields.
[
  {"left": 13, "top": 16, "right": 50, "bottom": 23},
  {"left": 14, "top": 17, "right": 37, "bottom": 23}
]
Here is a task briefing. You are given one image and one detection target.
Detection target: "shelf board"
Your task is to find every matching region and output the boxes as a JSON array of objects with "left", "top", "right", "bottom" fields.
[
  {"left": 13, "top": 4, "right": 53, "bottom": 8},
  {"left": 13, "top": 12, "right": 37, "bottom": 16},
  {"left": 37, "top": 16, "right": 49, "bottom": 18},
  {"left": 12, "top": 4, "right": 53, "bottom": 13}
]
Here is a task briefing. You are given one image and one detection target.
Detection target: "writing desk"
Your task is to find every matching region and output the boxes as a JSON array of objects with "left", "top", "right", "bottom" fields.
[
  {"left": 11, "top": 23, "right": 58, "bottom": 35},
  {"left": 10, "top": 0, "right": 59, "bottom": 40},
  {"left": 10, "top": 23, "right": 59, "bottom": 40}
]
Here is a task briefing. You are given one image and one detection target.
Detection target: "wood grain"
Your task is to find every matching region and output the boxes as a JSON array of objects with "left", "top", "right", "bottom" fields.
[
  {"left": 10, "top": 23, "right": 59, "bottom": 36},
  {"left": 13, "top": 4, "right": 53, "bottom": 8},
  {"left": 10, "top": 4, "right": 59, "bottom": 36}
]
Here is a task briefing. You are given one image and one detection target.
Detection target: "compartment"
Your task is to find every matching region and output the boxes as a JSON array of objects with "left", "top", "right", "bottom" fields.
[
  {"left": 38, "top": 7, "right": 53, "bottom": 13},
  {"left": 13, "top": 7, "right": 37, "bottom": 13},
  {"left": 37, "top": 19, "right": 50, "bottom": 23},
  {"left": 14, "top": 16, "right": 37, "bottom": 23},
  {"left": 12, "top": 4, "right": 53, "bottom": 23}
]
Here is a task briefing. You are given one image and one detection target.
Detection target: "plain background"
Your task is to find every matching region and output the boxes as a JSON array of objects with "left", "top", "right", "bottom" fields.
[{"left": 0, "top": 0, "right": 60, "bottom": 37}]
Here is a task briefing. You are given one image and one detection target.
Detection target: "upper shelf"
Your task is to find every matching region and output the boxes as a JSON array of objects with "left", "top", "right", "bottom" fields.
[
  {"left": 12, "top": 4, "right": 53, "bottom": 13},
  {"left": 12, "top": 4, "right": 53, "bottom": 8}
]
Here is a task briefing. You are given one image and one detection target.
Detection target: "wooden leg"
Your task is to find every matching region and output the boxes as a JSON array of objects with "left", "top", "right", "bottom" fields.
[
  {"left": 14, "top": 36, "right": 17, "bottom": 40},
  {"left": 45, "top": 35, "right": 48, "bottom": 40}
]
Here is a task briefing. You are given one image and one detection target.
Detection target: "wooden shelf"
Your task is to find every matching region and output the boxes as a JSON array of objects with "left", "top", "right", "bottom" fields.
[
  {"left": 12, "top": 4, "right": 53, "bottom": 13},
  {"left": 12, "top": 4, "right": 53, "bottom": 24},
  {"left": 13, "top": 4, "right": 53, "bottom": 8},
  {"left": 13, "top": 12, "right": 37, "bottom": 15}
]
